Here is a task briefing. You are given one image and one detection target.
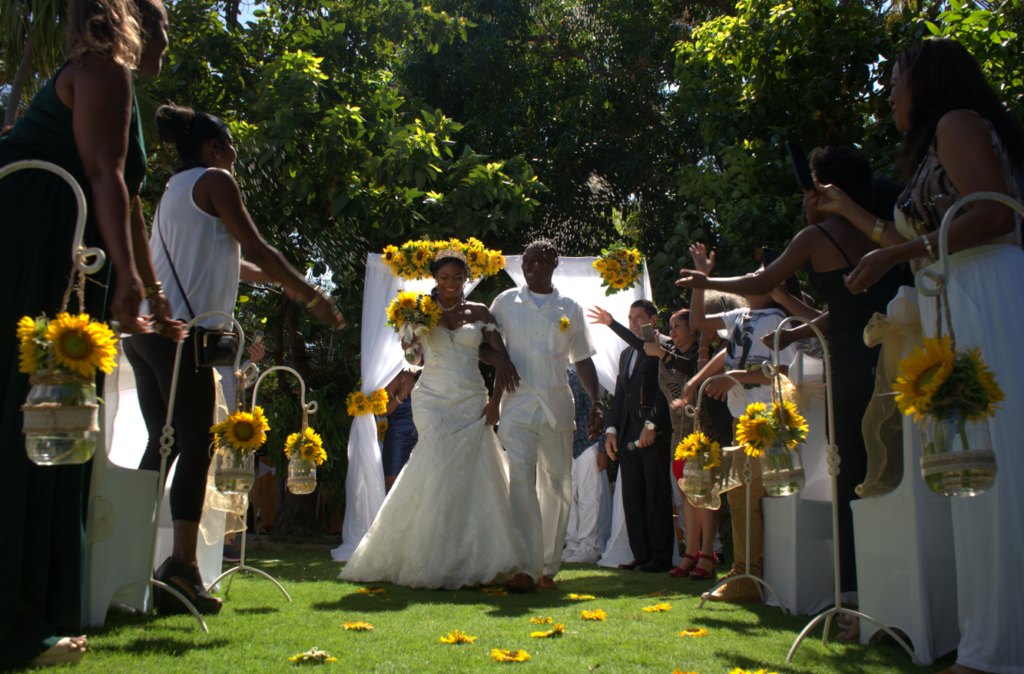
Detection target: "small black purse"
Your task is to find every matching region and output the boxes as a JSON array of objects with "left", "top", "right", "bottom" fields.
[{"left": 156, "top": 202, "right": 240, "bottom": 368}]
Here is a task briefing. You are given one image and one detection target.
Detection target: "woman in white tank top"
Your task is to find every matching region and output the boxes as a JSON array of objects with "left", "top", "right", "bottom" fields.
[{"left": 124, "top": 104, "right": 344, "bottom": 616}]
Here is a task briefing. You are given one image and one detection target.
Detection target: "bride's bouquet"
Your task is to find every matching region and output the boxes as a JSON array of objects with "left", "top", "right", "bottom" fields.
[{"left": 387, "top": 290, "right": 442, "bottom": 362}]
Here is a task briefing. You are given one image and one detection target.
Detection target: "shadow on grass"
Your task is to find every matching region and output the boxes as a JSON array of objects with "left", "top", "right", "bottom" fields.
[
  {"left": 231, "top": 606, "right": 280, "bottom": 615},
  {"left": 100, "top": 636, "right": 230, "bottom": 656}
]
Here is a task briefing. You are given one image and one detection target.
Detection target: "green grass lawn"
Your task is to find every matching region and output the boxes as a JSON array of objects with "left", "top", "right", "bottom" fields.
[{"left": 22, "top": 543, "right": 956, "bottom": 673}]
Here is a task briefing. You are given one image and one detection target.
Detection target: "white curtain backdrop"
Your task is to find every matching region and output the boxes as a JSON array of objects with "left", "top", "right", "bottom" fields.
[
  {"left": 332, "top": 254, "right": 482, "bottom": 561},
  {"left": 503, "top": 256, "right": 652, "bottom": 393}
]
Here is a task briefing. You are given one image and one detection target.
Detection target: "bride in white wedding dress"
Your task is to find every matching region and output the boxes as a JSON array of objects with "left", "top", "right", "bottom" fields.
[{"left": 339, "top": 251, "right": 528, "bottom": 589}]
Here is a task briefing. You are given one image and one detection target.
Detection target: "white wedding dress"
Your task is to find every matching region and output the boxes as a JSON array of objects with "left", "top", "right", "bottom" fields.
[{"left": 339, "top": 321, "right": 528, "bottom": 589}]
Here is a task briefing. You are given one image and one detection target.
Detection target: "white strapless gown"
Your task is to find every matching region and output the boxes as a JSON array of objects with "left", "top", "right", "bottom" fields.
[{"left": 339, "top": 322, "right": 528, "bottom": 589}]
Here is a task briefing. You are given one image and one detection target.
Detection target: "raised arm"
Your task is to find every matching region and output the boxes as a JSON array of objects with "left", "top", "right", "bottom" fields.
[{"left": 678, "top": 234, "right": 814, "bottom": 300}]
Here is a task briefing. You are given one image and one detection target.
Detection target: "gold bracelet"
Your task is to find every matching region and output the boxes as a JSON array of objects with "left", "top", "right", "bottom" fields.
[
  {"left": 144, "top": 281, "right": 163, "bottom": 299},
  {"left": 871, "top": 219, "right": 886, "bottom": 244},
  {"left": 921, "top": 234, "right": 937, "bottom": 263}
]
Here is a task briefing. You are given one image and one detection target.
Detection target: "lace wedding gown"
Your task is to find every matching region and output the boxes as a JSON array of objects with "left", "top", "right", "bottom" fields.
[{"left": 339, "top": 321, "right": 528, "bottom": 589}]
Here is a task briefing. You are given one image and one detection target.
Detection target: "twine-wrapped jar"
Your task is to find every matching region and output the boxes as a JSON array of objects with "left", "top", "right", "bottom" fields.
[
  {"left": 22, "top": 371, "right": 98, "bottom": 465},
  {"left": 918, "top": 408, "right": 996, "bottom": 497}
]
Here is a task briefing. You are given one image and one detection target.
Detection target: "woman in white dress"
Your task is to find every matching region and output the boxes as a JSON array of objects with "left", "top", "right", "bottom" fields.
[
  {"left": 339, "top": 250, "right": 529, "bottom": 589},
  {"left": 813, "top": 39, "right": 1024, "bottom": 673}
]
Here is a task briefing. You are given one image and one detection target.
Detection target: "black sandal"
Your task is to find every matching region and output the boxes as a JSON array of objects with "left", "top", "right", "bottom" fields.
[{"left": 154, "top": 557, "right": 223, "bottom": 615}]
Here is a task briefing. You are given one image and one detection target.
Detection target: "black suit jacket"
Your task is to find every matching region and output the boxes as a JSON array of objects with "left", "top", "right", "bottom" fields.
[{"left": 607, "top": 333, "right": 673, "bottom": 446}]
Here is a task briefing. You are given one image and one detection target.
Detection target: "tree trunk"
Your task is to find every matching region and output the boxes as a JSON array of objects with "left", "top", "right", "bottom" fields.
[
  {"left": 3, "top": 42, "right": 34, "bottom": 129},
  {"left": 225, "top": 0, "right": 241, "bottom": 31}
]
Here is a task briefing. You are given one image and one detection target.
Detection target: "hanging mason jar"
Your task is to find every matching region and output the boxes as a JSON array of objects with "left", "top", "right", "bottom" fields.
[
  {"left": 287, "top": 458, "right": 317, "bottom": 495},
  {"left": 22, "top": 372, "right": 98, "bottom": 465},
  {"left": 918, "top": 408, "right": 996, "bottom": 497},
  {"left": 760, "top": 441, "right": 806, "bottom": 497},
  {"left": 681, "top": 455, "right": 715, "bottom": 507},
  {"left": 214, "top": 441, "right": 255, "bottom": 495}
]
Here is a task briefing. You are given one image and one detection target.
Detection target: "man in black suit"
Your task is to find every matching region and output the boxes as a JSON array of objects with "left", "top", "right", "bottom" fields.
[{"left": 604, "top": 300, "right": 675, "bottom": 573}]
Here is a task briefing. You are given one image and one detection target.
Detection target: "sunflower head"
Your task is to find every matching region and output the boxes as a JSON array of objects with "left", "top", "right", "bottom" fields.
[
  {"left": 376, "top": 419, "right": 388, "bottom": 440},
  {"left": 559, "top": 316, "right": 570, "bottom": 333},
  {"left": 212, "top": 406, "right": 270, "bottom": 452},
  {"left": 43, "top": 313, "right": 118, "bottom": 377},
  {"left": 893, "top": 336, "right": 956, "bottom": 422}
]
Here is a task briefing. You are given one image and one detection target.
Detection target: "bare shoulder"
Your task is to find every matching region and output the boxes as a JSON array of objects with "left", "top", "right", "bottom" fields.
[
  {"left": 70, "top": 57, "right": 132, "bottom": 93},
  {"left": 936, "top": 110, "right": 990, "bottom": 145},
  {"left": 465, "top": 302, "right": 493, "bottom": 320},
  {"left": 196, "top": 167, "right": 237, "bottom": 188}
]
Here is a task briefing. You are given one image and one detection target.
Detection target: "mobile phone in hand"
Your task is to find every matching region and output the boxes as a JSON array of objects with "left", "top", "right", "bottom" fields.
[
  {"left": 253, "top": 329, "right": 264, "bottom": 344},
  {"left": 641, "top": 324, "right": 656, "bottom": 343},
  {"left": 785, "top": 141, "right": 816, "bottom": 192}
]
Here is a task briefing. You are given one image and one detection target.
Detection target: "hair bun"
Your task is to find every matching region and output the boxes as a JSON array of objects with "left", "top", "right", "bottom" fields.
[{"left": 155, "top": 104, "right": 196, "bottom": 144}]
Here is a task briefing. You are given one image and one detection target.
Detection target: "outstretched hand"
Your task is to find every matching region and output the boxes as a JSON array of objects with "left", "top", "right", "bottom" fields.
[
  {"left": 690, "top": 242, "right": 715, "bottom": 274},
  {"left": 586, "top": 306, "right": 612, "bottom": 326},
  {"left": 675, "top": 269, "right": 708, "bottom": 289}
]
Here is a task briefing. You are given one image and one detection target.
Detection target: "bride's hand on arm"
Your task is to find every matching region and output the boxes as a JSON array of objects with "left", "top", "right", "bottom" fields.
[
  {"left": 481, "top": 398, "right": 501, "bottom": 426},
  {"left": 478, "top": 307, "right": 521, "bottom": 394}
]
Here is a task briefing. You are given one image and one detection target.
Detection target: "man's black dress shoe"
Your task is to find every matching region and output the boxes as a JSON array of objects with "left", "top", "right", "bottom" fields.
[
  {"left": 617, "top": 560, "right": 643, "bottom": 570},
  {"left": 636, "top": 560, "right": 674, "bottom": 573}
]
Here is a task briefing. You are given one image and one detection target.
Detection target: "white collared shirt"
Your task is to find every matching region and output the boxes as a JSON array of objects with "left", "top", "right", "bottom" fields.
[{"left": 491, "top": 285, "right": 597, "bottom": 431}]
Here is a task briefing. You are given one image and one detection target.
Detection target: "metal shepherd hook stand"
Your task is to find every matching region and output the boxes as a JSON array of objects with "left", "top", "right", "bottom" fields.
[
  {"left": 689, "top": 375, "right": 788, "bottom": 613},
  {"left": 117, "top": 311, "right": 248, "bottom": 633},
  {"left": 208, "top": 365, "right": 316, "bottom": 602},
  {"left": 773, "top": 317, "right": 919, "bottom": 665}
]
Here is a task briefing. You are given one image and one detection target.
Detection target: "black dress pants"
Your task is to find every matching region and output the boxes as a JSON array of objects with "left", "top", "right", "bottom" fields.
[
  {"left": 618, "top": 428, "right": 674, "bottom": 565},
  {"left": 124, "top": 333, "right": 216, "bottom": 523}
]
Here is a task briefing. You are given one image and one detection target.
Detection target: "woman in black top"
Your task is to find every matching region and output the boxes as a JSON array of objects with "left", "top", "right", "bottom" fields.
[{"left": 676, "top": 147, "right": 903, "bottom": 633}]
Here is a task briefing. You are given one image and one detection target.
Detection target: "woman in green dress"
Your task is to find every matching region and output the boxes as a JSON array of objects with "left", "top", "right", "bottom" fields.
[{"left": 0, "top": 0, "right": 176, "bottom": 666}]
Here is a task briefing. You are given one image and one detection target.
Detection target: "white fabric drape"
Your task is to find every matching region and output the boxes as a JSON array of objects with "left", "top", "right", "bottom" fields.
[
  {"left": 332, "top": 254, "right": 481, "bottom": 561},
  {"left": 502, "top": 256, "right": 652, "bottom": 393}
]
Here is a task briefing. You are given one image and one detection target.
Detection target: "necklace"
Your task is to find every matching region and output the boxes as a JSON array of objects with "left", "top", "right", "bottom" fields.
[{"left": 438, "top": 297, "right": 463, "bottom": 312}]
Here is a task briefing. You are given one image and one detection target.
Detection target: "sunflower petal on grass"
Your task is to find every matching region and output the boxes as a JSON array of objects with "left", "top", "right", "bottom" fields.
[
  {"left": 490, "top": 649, "right": 530, "bottom": 663},
  {"left": 529, "top": 623, "right": 564, "bottom": 638},
  {"left": 355, "top": 586, "right": 385, "bottom": 595},
  {"left": 440, "top": 630, "right": 477, "bottom": 644},
  {"left": 288, "top": 647, "right": 337, "bottom": 664},
  {"left": 672, "top": 670, "right": 699, "bottom": 674},
  {"left": 482, "top": 586, "right": 508, "bottom": 596},
  {"left": 530, "top": 617, "right": 553, "bottom": 624},
  {"left": 649, "top": 590, "right": 676, "bottom": 597},
  {"left": 679, "top": 628, "right": 708, "bottom": 637},
  {"left": 642, "top": 603, "right": 672, "bottom": 612},
  {"left": 342, "top": 621, "right": 374, "bottom": 631},
  {"left": 568, "top": 593, "right": 595, "bottom": 600},
  {"left": 581, "top": 609, "right": 607, "bottom": 621},
  {"left": 729, "top": 669, "right": 778, "bottom": 674}
]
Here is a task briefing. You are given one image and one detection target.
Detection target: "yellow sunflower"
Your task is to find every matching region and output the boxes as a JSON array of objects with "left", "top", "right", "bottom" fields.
[
  {"left": 893, "top": 336, "right": 956, "bottom": 422},
  {"left": 377, "top": 419, "right": 388, "bottom": 440},
  {"left": 370, "top": 388, "right": 389, "bottom": 415},
  {"left": 386, "top": 301, "right": 404, "bottom": 327},
  {"left": 285, "top": 426, "right": 326, "bottom": 465},
  {"left": 641, "top": 603, "right": 672, "bottom": 612},
  {"left": 490, "top": 649, "right": 530, "bottom": 663},
  {"left": 559, "top": 316, "right": 570, "bottom": 333},
  {"left": 212, "top": 406, "right": 270, "bottom": 452},
  {"left": 612, "top": 277, "right": 630, "bottom": 289},
  {"left": 530, "top": 617, "right": 553, "bottom": 624},
  {"left": 397, "top": 290, "right": 419, "bottom": 310},
  {"left": 679, "top": 627, "right": 708, "bottom": 637},
  {"left": 605, "top": 259, "right": 621, "bottom": 273},
  {"left": 593, "top": 259, "right": 608, "bottom": 272},
  {"left": 440, "top": 630, "right": 477, "bottom": 644},
  {"left": 420, "top": 296, "right": 442, "bottom": 325},
  {"left": 44, "top": 313, "right": 118, "bottom": 377},
  {"left": 775, "top": 399, "right": 809, "bottom": 446},
  {"left": 964, "top": 347, "right": 1004, "bottom": 418},
  {"left": 411, "top": 246, "right": 430, "bottom": 266},
  {"left": 347, "top": 391, "right": 372, "bottom": 416},
  {"left": 18, "top": 316, "right": 47, "bottom": 374},
  {"left": 17, "top": 315, "right": 38, "bottom": 341},
  {"left": 615, "top": 249, "right": 628, "bottom": 260},
  {"left": 580, "top": 609, "right": 606, "bottom": 621},
  {"left": 530, "top": 623, "right": 564, "bottom": 638},
  {"left": 568, "top": 594, "right": 595, "bottom": 600},
  {"left": 356, "top": 586, "right": 386, "bottom": 595},
  {"left": 342, "top": 621, "right": 374, "bottom": 631}
]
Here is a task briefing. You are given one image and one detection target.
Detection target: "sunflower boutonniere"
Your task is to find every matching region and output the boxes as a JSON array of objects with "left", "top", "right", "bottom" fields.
[{"left": 559, "top": 315, "right": 570, "bottom": 333}]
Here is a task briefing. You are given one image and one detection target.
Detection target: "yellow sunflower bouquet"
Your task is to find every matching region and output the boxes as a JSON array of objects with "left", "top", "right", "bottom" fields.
[
  {"left": 18, "top": 313, "right": 119, "bottom": 466},
  {"left": 210, "top": 406, "right": 270, "bottom": 494},
  {"left": 386, "top": 290, "right": 442, "bottom": 362},
  {"left": 736, "top": 400, "right": 808, "bottom": 497},
  {"left": 675, "top": 431, "right": 721, "bottom": 503},
  {"left": 283, "top": 425, "right": 325, "bottom": 495},
  {"left": 347, "top": 389, "right": 388, "bottom": 417},
  {"left": 893, "top": 335, "right": 1002, "bottom": 497},
  {"left": 593, "top": 243, "right": 644, "bottom": 296},
  {"left": 382, "top": 238, "right": 505, "bottom": 280}
]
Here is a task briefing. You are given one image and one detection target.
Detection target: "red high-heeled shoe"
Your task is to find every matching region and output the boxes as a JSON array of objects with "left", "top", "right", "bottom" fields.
[
  {"left": 689, "top": 552, "right": 717, "bottom": 580},
  {"left": 669, "top": 553, "right": 698, "bottom": 578}
]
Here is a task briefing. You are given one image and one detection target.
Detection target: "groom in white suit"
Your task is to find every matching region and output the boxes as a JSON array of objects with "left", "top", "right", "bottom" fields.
[{"left": 484, "top": 240, "right": 605, "bottom": 592}]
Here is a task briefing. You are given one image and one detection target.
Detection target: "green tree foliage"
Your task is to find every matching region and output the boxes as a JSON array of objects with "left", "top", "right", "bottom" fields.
[{"left": 0, "top": 0, "right": 65, "bottom": 125}]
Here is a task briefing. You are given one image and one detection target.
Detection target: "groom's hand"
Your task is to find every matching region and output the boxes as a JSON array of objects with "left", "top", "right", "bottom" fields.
[
  {"left": 605, "top": 434, "right": 618, "bottom": 460},
  {"left": 494, "top": 356, "right": 521, "bottom": 394}
]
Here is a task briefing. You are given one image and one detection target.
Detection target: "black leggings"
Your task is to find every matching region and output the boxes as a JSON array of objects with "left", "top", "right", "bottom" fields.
[{"left": 124, "top": 333, "right": 215, "bottom": 523}]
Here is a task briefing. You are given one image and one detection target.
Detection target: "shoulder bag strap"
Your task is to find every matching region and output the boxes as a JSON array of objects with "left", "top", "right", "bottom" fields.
[{"left": 155, "top": 200, "right": 197, "bottom": 320}]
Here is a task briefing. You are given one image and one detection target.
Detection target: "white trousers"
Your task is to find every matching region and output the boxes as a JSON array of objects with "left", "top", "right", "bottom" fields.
[
  {"left": 563, "top": 444, "right": 612, "bottom": 563},
  {"left": 498, "top": 405, "right": 573, "bottom": 580}
]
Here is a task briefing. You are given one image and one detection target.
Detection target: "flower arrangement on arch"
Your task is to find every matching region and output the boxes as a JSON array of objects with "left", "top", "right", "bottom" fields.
[
  {"left": 18, "top": 313, "right": 118, "bottom": 378},
  {"left": 674, "top": 431, "right": 721, "bottom": 469},
  {"left": 283, "top": 426, "right": 327, "bottom": 465},
  {"left": 382, "top": 238, "right": 505, "bottom": 280},
  {"left": 893, "top": 335, "right": 1003, "bottom": 423},
  {"left": 735, "top": 400, "right": 808, "bottom": 457},
  {"left": 347, "top": 389, "right": 388, "bottom": 417},
  {"left": 593, "top": 243, "right": 644, "bottom": 296},
  {"left": 211, "top": 406, "right": 270, "bottom": 453}
]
